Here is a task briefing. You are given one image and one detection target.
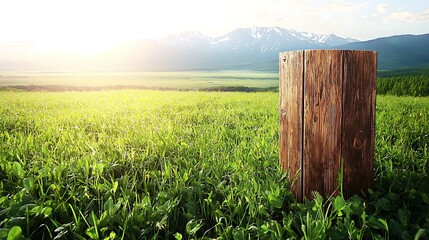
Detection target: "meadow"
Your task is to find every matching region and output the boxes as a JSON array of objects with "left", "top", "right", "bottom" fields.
[
  {"left": 0, "top": 71, "right": 278, "bottom": 91},
  {"left": 1, "top": 90, "right": 428, "bottom": 239},
  {"left": 2, "top": 70, "right": 429, "bottom": 96}
]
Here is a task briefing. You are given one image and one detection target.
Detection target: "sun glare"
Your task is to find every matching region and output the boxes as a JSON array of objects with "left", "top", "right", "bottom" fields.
[
  {"left": 30, "top": 0, "right": 183, "bottom": 54},
  {"left": 1, "top": 0, "right": 238, "bottom": 54},
  {"left": 36, "top": 37, "right": 122, "bottom": 54}
]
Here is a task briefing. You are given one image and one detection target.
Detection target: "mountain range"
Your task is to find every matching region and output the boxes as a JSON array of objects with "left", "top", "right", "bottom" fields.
[{"left": 0, "top": 27, "right": 428, "bottom": 71}]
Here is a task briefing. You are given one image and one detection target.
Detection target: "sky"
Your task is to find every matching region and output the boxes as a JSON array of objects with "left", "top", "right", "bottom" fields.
[{"left": 0, "top": 0, "right": 428, "bottom": 52}]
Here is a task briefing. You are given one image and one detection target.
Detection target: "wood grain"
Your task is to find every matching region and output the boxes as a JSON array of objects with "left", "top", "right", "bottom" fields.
[
  {"left": 279, "top": 50, "right": 376, "bottom": 201},
  {"left": 279, "top": 51, "right": 304, "bottom": 201},
  {"left": 303, "top": 50, "right": 343, "bottom": 198},
  {"left": 341, "top": 50, "right": 377, "bottom": 198}
]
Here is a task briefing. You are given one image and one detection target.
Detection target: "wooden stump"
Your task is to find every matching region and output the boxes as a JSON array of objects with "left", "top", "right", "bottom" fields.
[{"left": 279, "top": 50, "right": 377, "bottom": 201}]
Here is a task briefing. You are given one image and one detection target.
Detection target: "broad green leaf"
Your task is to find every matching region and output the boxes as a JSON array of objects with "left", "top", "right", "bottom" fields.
[
  {"left": 109, "top": 232, "right": 116, "bottom": 240},
  {"left": 173, "top": 232, "right": 183, "bottom": 240},
  {"left": 23, "top": 177, "right": 34, "bottom": 191},
  {"left": 186, "top": 219, "right": 202, "bottom": 236},
  {"left": 30, "top": 206, "right": 42, "bottom": 215},
  {"left": 85, "top": 227, "right": 97, "bottom": 240},
  {"left": 7, "top": 226, "right": 22, "bottom": 240},
  {"left": 334, "top": 196, "right": 346, "bottom": 211},
  {"left": 268, "top": 193, "right": 283, "bottom": 209},
  {"left": 12, "top": 162, "right": 24, "bottom": 179},
  {"left": 104, "top": 197, "right": 114, "bottom": 215},
  {"left": 369, "top": 217, "right": 389, "bottom": 231},
  {"left": 398, "top": 208, "right": 407, "bottom": 227},
  {"left": 43, "top": 207, "right": 52, "bottom": 217},
  {"left": 378, "top": 218, "right": 389, "bottom": 231}
]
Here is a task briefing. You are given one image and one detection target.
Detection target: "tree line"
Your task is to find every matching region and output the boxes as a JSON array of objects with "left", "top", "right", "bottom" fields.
[{"left": 377, "top": 74, "right": 429, "bottom": 96}]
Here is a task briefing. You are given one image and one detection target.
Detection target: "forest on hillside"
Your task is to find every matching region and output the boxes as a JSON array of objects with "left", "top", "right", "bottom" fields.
[{"left": 377, "top": 74, "right": 429, "bottom": 96}]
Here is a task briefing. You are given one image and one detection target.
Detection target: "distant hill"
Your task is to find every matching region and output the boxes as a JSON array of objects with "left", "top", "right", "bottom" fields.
[
  {"left": 0, "top": 27, "right": 428, "bottom": 72},
  {"left": 336, "top": 33, "right": 429, "bottom": 70}
]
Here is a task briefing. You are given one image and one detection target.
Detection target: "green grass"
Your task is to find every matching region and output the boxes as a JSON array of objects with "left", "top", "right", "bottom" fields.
[
  {"left": 0, "top": 71, "right": 278, "bottom": 90},
  {"left": 0, "top": 91, "right": 428, "bottom": 239}
]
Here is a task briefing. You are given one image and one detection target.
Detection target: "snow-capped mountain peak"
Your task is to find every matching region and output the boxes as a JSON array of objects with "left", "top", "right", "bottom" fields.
[
  {"left": 204, "top": 27, "right": 358, "bottom": 54},
  {"left": 163, "top": 26, "right": 358, "bottom": 51},
  {"left": 250, "top": 27, "right": 263, "bottom": 39},
  {"left": 155, "top": 27, "right": 359, "bottom": 60}
]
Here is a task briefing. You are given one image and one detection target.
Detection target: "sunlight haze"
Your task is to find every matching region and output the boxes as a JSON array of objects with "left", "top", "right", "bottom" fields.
[{"left": 0, "top": 0, "right": 428, "bottom": 53}]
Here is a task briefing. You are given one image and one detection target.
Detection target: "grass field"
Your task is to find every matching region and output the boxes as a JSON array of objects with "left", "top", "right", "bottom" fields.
[
  {"left": 0, "top": 71, "right": 278, "bottom": 90},
  {"left": 1, "top": 90, "right": 428, "bottom": 239},
  {"left": 2, "top": 70, "right": 429, "bottom": 97}
]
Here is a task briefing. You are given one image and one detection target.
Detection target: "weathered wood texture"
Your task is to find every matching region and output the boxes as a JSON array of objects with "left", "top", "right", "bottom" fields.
[
  {"left": 341, "top": 51, "right": 377, "bottom": 198},
  {"left": 280, "top": 51, "right": 304, "bottom": 201},
  {"left": 279, "top": 50, "right": 377, "bottom": 201},
  {"left": 304, "top": 50, "right": 343, "bottom": 199}
]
